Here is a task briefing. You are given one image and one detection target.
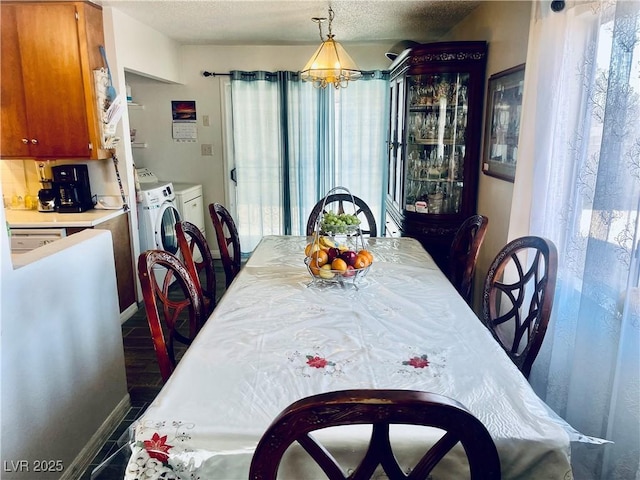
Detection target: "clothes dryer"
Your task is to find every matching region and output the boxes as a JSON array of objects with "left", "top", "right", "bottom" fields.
[
  {"left": 166, "top": 182, "right": 205, "bottom": 262},
  {"left": 137, "top": 182, "right": 181, "bottom": 285}
]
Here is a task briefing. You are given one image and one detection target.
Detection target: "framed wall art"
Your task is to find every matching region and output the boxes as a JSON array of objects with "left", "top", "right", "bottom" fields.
[{"left": 481, "top": 64, "right": 525, "bottom": 182}]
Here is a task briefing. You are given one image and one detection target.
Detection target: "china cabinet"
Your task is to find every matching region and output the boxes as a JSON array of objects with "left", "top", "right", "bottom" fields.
[
  {"left": 385, "top": 41, "right": 488, "bottom": 270},
  {"left": 0, "top": 1, "right": 110, "bottom": 160}
]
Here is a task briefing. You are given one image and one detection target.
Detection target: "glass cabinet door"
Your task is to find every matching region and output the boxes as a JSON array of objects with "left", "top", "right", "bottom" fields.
[
  {"left": 387, "top": 75, "right": 405, "bottom": 212},
  {"left": 404, "top": 72, "right": 469, "bottom": 215}
]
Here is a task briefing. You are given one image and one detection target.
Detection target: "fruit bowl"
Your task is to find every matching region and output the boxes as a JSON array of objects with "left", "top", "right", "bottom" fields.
[
  {"left": 304, "top": 256, "right": 371, "bottom": 284},
  {"left": 303, "top": 235, "right": 373, "bottom": 286},
  {"left": 306, "top": 187, "right": 373, "bottom": 286}
]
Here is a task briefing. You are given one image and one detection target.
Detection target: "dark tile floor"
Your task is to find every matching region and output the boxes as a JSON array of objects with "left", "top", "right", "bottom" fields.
[{"left": 80, "top": 261, "right": 227, "bottom": 479}]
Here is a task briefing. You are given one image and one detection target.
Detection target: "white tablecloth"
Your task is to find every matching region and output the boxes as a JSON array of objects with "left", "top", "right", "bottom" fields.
[{"left": 126, "top": 236, "right": 575, "bottom": 479}]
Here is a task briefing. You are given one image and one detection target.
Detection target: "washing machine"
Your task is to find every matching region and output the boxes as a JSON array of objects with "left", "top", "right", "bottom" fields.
[{"left": 137, "top": 181, "right": 181, "bottom": 284}]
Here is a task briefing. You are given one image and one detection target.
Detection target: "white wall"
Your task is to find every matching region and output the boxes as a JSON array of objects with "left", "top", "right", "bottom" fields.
[
  {"left": 101, "top": 7, "right": 184, "bottom": 298},
  {"left": 1, "top": 203, "right": 128, "bottom": 478},
  {"left": 106, "top": 7, "right": 182, "bottom": 84},
  {"left": 443, "top": 1, "right": 532, "bottom": 311}
]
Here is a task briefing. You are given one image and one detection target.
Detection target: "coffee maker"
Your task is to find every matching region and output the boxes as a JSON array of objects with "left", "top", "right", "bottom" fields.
[
  {"left": 52, "top": 164, "right": 94, "bottom": 213},
  {"left": 37, "top": 162, "right": 56, "bottom": 212}
]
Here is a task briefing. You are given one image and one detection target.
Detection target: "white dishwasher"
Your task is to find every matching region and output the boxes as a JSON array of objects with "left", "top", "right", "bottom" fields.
[
  {"left": 10, "top": 228, "right": 67, "bottom": 254},
  {"left": 169, "top": 183, "right": 205, "bottom": 261}
]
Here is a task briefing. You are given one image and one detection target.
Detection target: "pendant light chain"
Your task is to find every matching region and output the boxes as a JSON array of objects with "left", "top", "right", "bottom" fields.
[
  {"left": 316, "top": 17, "right": 325, "bottom": 42},
  {"left": 327, "top": 7, "right": 334, "bottom": 38}
]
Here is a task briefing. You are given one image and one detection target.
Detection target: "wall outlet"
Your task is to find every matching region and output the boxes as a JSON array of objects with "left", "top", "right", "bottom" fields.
[
  {"left": 201, "top": 143, "right": 213, "bottom": 156},
  {"left": 202, "top": 115, "right": 210, "bottom": 127}
]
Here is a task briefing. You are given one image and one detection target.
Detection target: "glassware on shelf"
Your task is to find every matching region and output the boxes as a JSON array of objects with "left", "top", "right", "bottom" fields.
[
  {"left": 451, "top": 183, "right": 462, "bottom": 213},
  {"left": 427, "top": 183, "right": 444, "bottom": 214},
  {"left": 405, "top": 180, "right": 420, "bottom": 212}
]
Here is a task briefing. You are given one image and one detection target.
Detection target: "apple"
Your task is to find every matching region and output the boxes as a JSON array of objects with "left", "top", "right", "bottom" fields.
[
  {"left": 340, "top": 250, "right": 357, "bottom": 266},
  {"left": 343, "top": 265, "right": 356, "bottom": 277},
  {"left": 327, "top": 247, "right": 340, "bottom": 262}
]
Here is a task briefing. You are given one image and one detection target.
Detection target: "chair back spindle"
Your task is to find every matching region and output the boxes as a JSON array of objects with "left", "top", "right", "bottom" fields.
[
  {"left": 306, "top": 193, "right": 377, "bottom": 237},
  {"left": 482, "top": 236, "right": 558, "bottom": 378},
  {"left": 448, "top": 215, "right": 489, "bottom": 305},
  {"left": 209, "top": 203, "right": 241, "bottom": 288},
  {"left": 137, "top": 250, "right": 205, "bottom": 382},
  {"left": 176, "top": 221, "right": 217, "bottom": 316},
  {"left": 250, "top": 389, "right": 501, "bottom": 480}
]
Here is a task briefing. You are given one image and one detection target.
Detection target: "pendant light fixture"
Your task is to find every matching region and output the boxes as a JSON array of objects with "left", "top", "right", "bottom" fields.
[{"left": 301, "top": 6, "right": 362, "bottom": 89}]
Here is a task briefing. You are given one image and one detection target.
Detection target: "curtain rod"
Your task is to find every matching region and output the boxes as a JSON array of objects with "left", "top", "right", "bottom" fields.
[
  {"left": 203, "top": 70, "right": 388, "bottom": 79},
  {"left": 202, "top": 71, "right": 231, "bottom": 77}
]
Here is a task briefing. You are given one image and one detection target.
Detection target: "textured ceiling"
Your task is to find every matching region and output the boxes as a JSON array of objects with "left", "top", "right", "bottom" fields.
[{"left": 99, "top": 0, "right": 482, "bottom": 46}]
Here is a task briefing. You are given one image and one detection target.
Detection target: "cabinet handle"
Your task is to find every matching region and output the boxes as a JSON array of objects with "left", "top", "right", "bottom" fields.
[
  {"left": 22, "top": 138, "right": 28, "bottom": 144},
  {"left": 31, "top": 139, "right": 38, "bottom": 145}
]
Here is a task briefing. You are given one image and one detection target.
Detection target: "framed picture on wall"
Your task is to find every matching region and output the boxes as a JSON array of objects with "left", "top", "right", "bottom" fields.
[{"left": 482, "top": 64, "right": 525, "bottom": 182}]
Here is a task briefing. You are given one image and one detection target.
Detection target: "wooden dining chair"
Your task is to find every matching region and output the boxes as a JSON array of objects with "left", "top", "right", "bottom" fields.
[
  {"left": 137, "top": 249, "right": 205, "bottom": 382},
  {"left": 209, "top": 203, "right": 241, "bottom": 288},
  {"left": 176, "top": 220, "right": 217, "bottom": 317},
  {"left": 249, "top": 389, "right": 501, "bottom": 480},
  {"left": 448, "top": 215, "right": 489, "bottom": 305},
  {"left": 482, "top": 236, "right": 558, "bottom": 379},
  {"left": 306, "top": 193, "right": 378, "bottom": 237}
]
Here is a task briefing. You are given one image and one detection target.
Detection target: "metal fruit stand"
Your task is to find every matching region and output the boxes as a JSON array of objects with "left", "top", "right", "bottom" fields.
[{"left": 304, "top": 186, "right": 372, "bottom": 288}]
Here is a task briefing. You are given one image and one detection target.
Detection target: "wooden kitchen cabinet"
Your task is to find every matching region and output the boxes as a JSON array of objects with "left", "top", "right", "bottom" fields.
[
  {"left": 68, "top": 213, "right": 136, "bottom": 314},
  {"left": 0, "top": 1, "right": 110, "bottom": 160},
  {"left": 385, "top": 42, "right": 487, "bottom": 271}
]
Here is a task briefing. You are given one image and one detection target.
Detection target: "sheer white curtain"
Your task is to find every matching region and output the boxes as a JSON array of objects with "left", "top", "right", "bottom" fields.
[
  {"left": 284, "top": 75, "right": 321, "bottom": 236},
  {"left": 229, "top": 72, "right": 284, "bottom": 252},
  {"left": 517, "top": 2, "right": 640, "bottom": 478},
  {"left": 229, "top": 72, "right": 389, "bottom": 250},
  {"left": 332, "top": 73, "right": 390, "bottom": 233}
]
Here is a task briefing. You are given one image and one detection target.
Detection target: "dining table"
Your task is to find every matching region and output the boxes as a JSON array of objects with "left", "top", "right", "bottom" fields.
[{"left": 124, "top": 235, "right": 584, "bottom": 479}]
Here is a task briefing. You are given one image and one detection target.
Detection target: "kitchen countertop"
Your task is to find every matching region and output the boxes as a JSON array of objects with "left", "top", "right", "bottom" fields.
[{"left": 5, "top": 207, "right": 127, "bottom": 228}]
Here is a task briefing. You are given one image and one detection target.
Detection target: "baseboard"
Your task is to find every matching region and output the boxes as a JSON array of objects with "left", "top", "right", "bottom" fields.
[
  {"left": 61, "top": 394, "right": 131, "bottom": 480},
  {"left": 120, "top": 302, "right": 139, "bottom": 324}
]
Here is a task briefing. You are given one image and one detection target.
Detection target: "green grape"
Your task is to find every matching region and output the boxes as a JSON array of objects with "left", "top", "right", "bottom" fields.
[{"left": 319, "top": 210, "right": 362, "bottom": 235}]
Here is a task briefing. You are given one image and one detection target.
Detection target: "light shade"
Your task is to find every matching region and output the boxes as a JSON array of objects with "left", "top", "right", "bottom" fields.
[{"left": 301, "top": 36, "right": 362, "bottom": 88}]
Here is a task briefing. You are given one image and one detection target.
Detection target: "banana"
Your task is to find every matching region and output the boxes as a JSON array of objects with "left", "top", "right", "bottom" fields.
[
  {"left": 305, "top": 242, "right": 322, "bottom": 257},
  {"left": 320, "top": 236, "right": 335, "bottom": 248}
]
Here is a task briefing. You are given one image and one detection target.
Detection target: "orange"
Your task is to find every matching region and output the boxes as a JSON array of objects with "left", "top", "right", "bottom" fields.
[
  {"left": 310, "top": 249, "right": 329, "bottom": 268},
  {"left": 353, "top": 254, "right": 370, "bottom": 269},
  {"left": 331, "top": 258, "right": 348, "bottom": 273},
  {"left": 358, "top": 249, "right": 374, "bottom": 263}
]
